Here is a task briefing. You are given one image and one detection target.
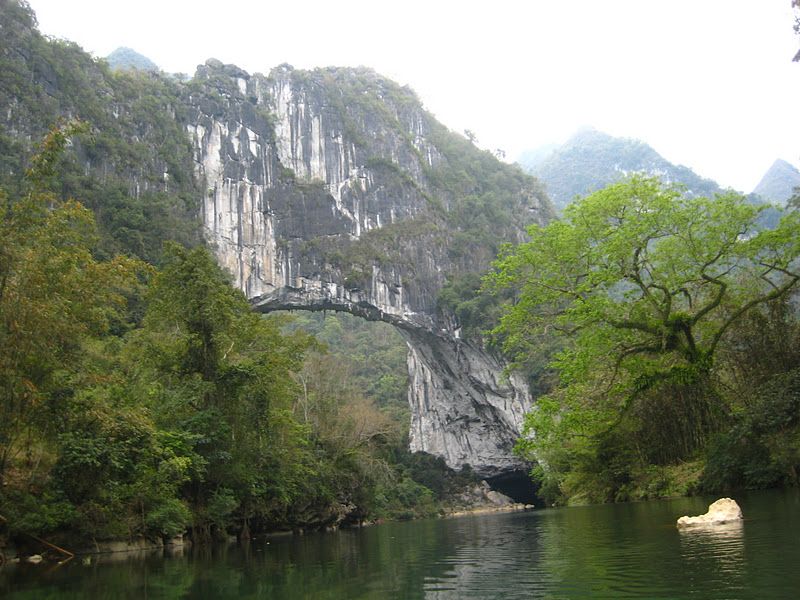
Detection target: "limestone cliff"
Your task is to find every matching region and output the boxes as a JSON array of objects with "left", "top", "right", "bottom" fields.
[
  {"left": 184, "top": 60, "right": 554, "bottom": 477},
  {"left": 0, "top": 0, "right": 555, "bottom": 478}
]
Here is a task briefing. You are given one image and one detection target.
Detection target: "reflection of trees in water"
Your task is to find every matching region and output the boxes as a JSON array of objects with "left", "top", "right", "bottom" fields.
[
  {"left": 4, "top": 492, "right": 800, "bottom": 598},
  {"left": 536, "top": 499, "right": 753, "bottom": 598},
  {"left": 0, "top": 550, "right": 196, "bottom": 600},
  {"left": 177, "top": 520, "right": 456, "bottom": 599},
  {"left": 422, "top": 513, "right": 552, "bottom": 599}
]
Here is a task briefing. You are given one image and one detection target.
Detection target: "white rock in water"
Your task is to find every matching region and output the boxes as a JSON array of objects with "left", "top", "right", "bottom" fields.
[
  {"left": 26, "top": 554, "right": 43, "bottom": 564},
  {"left": 676, "top": 497, "right": 743, "bottom": 528}
]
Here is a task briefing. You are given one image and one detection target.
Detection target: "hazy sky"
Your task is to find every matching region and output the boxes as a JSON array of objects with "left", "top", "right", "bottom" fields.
[{"left": 25, "top": 0, "right": 800, "bottom": 192}]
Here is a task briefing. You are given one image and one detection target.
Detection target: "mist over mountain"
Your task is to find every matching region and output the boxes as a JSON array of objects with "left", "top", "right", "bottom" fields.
[
  {"left": 106, "top": 46, "right": 159, "bottom": 72},
  {"left": 518, "top": 128, "right": 722, "bottom": 211},
  {"left": 752, "top": 158, "right": 800, "bottom": 205}
]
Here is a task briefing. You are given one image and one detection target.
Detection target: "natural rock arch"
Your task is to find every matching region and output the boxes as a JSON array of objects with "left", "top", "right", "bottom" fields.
[
  {"left": 254, "top": 285, "right": 532, "bottom": 479},
  {"left": 187, "top": 60, "right": 554, "bottom": 480}
]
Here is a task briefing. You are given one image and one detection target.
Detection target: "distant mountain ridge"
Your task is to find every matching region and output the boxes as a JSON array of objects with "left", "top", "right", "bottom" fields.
[
  {"left": 518, "top": 128, "right": 721, "bottom": 211},
  {"left": 752, "top": 159, "right": 800, "bottom": 205},
  {"left": 106, "top": 47, "right": 159, "bottom": 72}
]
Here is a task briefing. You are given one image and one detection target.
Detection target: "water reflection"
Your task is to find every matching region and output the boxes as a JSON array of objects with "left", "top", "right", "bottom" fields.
[
  {"left": 2, "top": 490, "right": 800, "bottom": 599},
  {"left": 423, "top": 513, "right": 553, "bottom": 599},
  {"left": 678, "top": 521, "right": 746, "bottom": 585}
]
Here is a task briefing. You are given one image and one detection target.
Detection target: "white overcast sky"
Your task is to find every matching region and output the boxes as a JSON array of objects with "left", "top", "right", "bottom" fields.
[{"left": 25, "top": 0, "right": 800, "bottom": 192}]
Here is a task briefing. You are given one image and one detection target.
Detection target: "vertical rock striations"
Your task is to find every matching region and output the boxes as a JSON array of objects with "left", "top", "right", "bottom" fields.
[
  {"left": 405, "top": 334, "right": 533, "bottom": 478},
  {"left": 1, "top": 4, "right": 552, "bottom": 477},
  {"left": 183, "top": 60, "right": 555, "bottom": 477}
]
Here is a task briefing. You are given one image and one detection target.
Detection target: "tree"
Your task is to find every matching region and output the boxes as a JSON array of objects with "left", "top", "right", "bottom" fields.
[
  {"left": 130, "top": 243, "right": 316, "bottom": 537},
  {"left": 489, "top": 176, "right": 800, "bottom": 500},
  {"left": 0, "top": 123, "right": 141, "bottom": 483}
]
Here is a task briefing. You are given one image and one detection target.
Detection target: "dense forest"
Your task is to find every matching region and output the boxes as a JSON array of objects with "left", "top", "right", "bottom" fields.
[
  {"left": 490, "top": 176, "right": 800, "bottom": 505},
  {"left": 0, "top": 125, "right": 481, "bottom": 551},
  {"left": 0, "top": 1, "right": 488, "bottom": 553},
  {"left": 2, "top": 0, "right": 800, "bottom": 563}
]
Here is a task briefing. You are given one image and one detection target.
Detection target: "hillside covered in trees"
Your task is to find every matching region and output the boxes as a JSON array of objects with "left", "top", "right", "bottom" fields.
[
  {"left": 490, "top": 176, "right": 800, "bottom": 505},
  {"left": 2, "top": 0, "right": 800, "bottom": 562},
  {"left": 1, "top": 0, "right": 534, "bottom": 553},
  {"left": 518, "top": 128, "right": 722, "bottom": 211}
]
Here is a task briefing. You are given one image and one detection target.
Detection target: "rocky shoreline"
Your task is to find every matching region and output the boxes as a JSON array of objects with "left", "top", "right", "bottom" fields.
[{"left": 1, "top": 480, "right": 536, "bottom": 565}]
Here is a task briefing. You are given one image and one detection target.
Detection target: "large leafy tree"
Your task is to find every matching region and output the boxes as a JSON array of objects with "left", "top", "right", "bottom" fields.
[
  {"left": 128, "top": 243, "right": 316, "bottom": 537},
  {"left": 489, "top": 176, "right": 800, "bottom": 499},
  {"left": 0, "top": 124, "right": 141, "bottom": 483}
]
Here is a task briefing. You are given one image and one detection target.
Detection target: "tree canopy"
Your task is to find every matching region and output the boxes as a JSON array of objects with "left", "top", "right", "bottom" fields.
[{"left": 489, "top": 176, "right": 800, "bottom": 503}]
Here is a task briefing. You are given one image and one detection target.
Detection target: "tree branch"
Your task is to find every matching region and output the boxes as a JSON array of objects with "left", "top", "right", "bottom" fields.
[
  {"left": 605, "top": 317, "right": 661, "bottom": 335},
  {"left": 602, "top": 342, "right": 663, "bottom": 395},
  {"left": 709, "top": 273, "right": 800, "bottom": 357},
  {"left": 690, "top": 273, "right": 727, "bottom": 326}
]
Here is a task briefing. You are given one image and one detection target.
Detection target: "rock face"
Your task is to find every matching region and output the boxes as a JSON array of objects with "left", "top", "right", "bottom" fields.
[
  {"left": 404, "top": 333, "right": 532, "bottom": 477},
  {"left": 0, "top": 3, "right": 554, "bottom": 481},
  {"left": 185, "top": 61, "right": 554, "bottom": 477},
  {"left": 676, "top": 498, "right": 743, "bottom": 528},
  {"left": 458, "top": 481, "right": 514, "bottom": 507}
]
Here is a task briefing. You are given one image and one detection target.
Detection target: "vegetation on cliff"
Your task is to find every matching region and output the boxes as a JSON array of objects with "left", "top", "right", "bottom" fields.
[
  {"left": 0, "top": 129, "right": 475, "bottom": 548},
  {"left": 489, "top": 176, "right": 800, "bottom": 504},
  {"left": 267, "top": 64, "right": 553, "bottom": 325},
  {"left": 1, "top": 2, "right": 506, "bottom": 547},
  {"left": 0, "top": 1, "right": 200, "bottom": 264}
]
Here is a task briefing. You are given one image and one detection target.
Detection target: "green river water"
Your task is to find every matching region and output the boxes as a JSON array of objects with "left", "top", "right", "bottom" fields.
[{"left": 2, "top": 489, "right": 799, "bottom": 599}]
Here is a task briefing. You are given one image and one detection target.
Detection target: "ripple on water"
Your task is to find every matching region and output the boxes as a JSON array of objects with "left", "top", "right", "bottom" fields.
[{"left": 3, "top": 490, "right": 800, "bottom": 599}]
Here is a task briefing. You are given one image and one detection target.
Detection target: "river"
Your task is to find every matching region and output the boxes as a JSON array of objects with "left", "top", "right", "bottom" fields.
[{"left": 2, "top": 489, "right": 799, "bottom": 599}]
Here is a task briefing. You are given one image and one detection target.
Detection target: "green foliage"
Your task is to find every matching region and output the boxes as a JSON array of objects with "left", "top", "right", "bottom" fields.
[
  {"left": 426, "top": 120, "right": 553, "bottom": 274},
  {"left": 0, "top": 124, "right": 145, "bottom": 486},
  {"left": 0, "top": 124, "right": 370, "bottom": 541},
  {"left": 0, "top": 4, "right": 201, "bottom": 263},
  {"left": 436, "top": 272, "right": 510, "bottom": 340},
  {"left": 144, "top": 497, "right": 191, "bottom": 538},
  {"left": 286, "top": 312, "right": 408, "bottom": 411},
  {"left": 51, "top": 389, "right": 193, "bottom": 541},
  {"left": 284, "top": 312, "right": 480, "bottom": 520},
  {"left": 492, "top": 176, "right": 800, "bottom": 503},
  {"left": 396, "top": 451, "right": 479, "bottom": 502},
  {"left": 0, "top": 487, "right": 76, "bottom": 536},
  {"left": 372, "top": 476, "right": 437, "bottom": 520},
  {"left": 702, "top": 364, "right": 800, "bottom": 491},
  {"left": 129, "top": 243, "right": 317, "bottom": 535},
  {"left": 206, "top": 488, "right": 239, "bottom": 531},
  {"left": 0, "top": 146, "right": 467, "bottom": 546}
]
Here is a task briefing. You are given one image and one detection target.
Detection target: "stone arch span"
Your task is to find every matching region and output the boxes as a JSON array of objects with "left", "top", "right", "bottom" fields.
[
  {"left": 181, "top": 60, "right": 553, "bottom": 486},
  {"left": 251, "top": 281, "right": 533, "bottom": 481}
]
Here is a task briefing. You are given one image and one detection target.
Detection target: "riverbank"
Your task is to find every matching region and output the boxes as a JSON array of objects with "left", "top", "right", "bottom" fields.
[
  {"left": 4, "top": 490, "right": 799, "bottom": 599},
  {"left": 1, "top": 477, "right": 538, "bottom": 565}
]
